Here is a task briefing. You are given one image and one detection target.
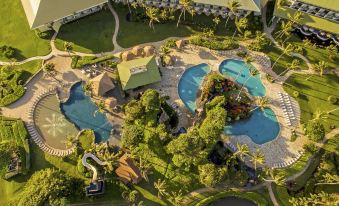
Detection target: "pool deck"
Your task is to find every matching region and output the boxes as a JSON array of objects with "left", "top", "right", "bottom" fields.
[{"left": 150, "top": 45, "right": 308, "bottom": 168}]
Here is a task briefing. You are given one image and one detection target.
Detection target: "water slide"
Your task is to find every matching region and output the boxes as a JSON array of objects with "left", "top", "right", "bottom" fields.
[{"left": 82, "top": 153, "right": 107, "bottom": 182}]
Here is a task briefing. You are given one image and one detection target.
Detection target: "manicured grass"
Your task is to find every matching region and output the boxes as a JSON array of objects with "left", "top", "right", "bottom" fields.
[
  {"left": 13, "top": 60, "right": 43, "bottom": 83},
  {"left": 283, "top": 73, "right": 339, "bottom": 132},
  {"left": 272, "top": 183, "right": 291, "bottom": 206},
  {"left": 55, "top": 10, "right": 115, "bottom": 53},
  {"left": 288, "top": 36, "right": 338, "bottom": 70},
  {"left": 265, "top": 44, "right": 308, "bottom": 75},
  {"left": 0, "top": 0, "right": 51, "bottom": 61},
  {"left": 114, "top": 4, "right": 253, "bottom": 48},
  {"left": 276, "top": 152, "right": 312, "bottom": 178}
]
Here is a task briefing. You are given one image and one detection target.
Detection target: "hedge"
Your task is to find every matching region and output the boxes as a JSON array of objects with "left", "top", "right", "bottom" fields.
[
  {"left": 196, "top": 190, "right": 268, "bottom": 206},
  {"left": 190, "top": 36, "right": 239, "bottom": 51},
  {"left": 71, "top": 54, "right": 116, "bottom": 68}
]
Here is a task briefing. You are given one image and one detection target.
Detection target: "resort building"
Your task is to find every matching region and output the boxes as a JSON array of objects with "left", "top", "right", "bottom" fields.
[
  {"left": 115, "top": 154, "right": 142, "bottom": 184},
  {"left": 117, "top": 55, "right": 161, "bottom": 90},
  {"left": 274, "top": 0, "right": 339, "bottom": 43},
  {"left": 20, "top": 0, "right": 108, "bottom": 31},
  {"left": 113, "top": 0, "right": 264, "bottom": 16},
  {"left": 89, "top": 72, "right": 115, "bottom": 97}
]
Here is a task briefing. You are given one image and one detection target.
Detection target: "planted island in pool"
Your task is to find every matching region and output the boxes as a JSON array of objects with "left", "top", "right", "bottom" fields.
[{"left": 178, "top": 60, "right": 280, "bottom": 144}]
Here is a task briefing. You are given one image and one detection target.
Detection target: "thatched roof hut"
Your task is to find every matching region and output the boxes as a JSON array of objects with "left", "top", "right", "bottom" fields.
[
  {"left": 105, "top": 97, "right": 118, "bottom": 109},
  {"left": 121, "top": 51, "right": 135, "bottom": 61},
  {"left": 176, "top": 39, "right": 187, "bottom": 49},
  {"left": 89, "top": 72, "right": 115, "bottom": 97},
  {"left": 115, "top": 154, "right": 142, "bottom": 184},
  {"left": 143, "top": 46, "right": 155, "bottom": 57},
  {"left": 163, "top": 55, "right": 173, "bottom": 66},
  {"left": 131, "top": 46, "right": 144, "bottom": 56}
]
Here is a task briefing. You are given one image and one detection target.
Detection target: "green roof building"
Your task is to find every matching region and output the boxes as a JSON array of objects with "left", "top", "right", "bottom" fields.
[
  {"left": 21, "top": 0, "right": 108, "bottom": 30},
  {"left": 273, "top": 0, "right": 339, "bottom": 42},
  {"left": 117, "top": 56, "right": 161, "bottom": 90}
]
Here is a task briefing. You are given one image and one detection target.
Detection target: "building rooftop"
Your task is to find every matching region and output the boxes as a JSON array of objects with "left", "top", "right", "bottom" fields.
[
  {"left": 193, "top": 0, "right": 262, "bottom": 13},
  {"left": 20, "top": 0, "right": 108, "bottom": 29},
  {"left": 117, "top": 55, "right": 161, "bottom": 90},
  {"left": 298, "top": 0, "right": 339, "bottom": 12}
]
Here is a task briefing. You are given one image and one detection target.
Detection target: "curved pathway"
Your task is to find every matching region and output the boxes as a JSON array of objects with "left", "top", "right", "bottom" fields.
[
  {"left": 82, "top": 153, "right": 107, "bottom": 182},
  {"left": 107, "top": 1, "right": 122, "bottom": 52}
]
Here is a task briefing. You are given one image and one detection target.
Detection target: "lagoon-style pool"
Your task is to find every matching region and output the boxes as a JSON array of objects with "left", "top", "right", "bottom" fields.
[
  {"left": 219, "top": 59, "right": 266, "bottom": 97},
  {"left": 61, "top": 82, "right": 113, "bottom": 142},
  {"left": 224, "top": 108, "right": 280, "bottom": 144},
  {"left": 178, "top": 63, "right": 210, "bottom": 113}
]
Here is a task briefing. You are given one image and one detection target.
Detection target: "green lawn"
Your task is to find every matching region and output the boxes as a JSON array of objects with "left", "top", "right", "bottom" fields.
[
  {"left": 271, "top": 184, "right": 291, "bottom": 206},
  {"left": 288, "top": 36, "right": 338, "bottom": 70},
  {"left": 0, "top": 0, "right": 51, "bottom": 61},
  {"left": 283, "top": 73, "right": 339, "bottom": 132},
  {"left": 13, "top": 60, "right": 43, "bottom": 83},
  {"left": 55, "top": 10, "right": 115, "bottom": 54},
  {"left": 114, "top": 4, "right": 258, "bottom": 48},
  {"left": 276, "top": 152, "right": 312, "bottom": 178},
  {"left": 265, "top": 44, "right": 308, "bottom": 75}
]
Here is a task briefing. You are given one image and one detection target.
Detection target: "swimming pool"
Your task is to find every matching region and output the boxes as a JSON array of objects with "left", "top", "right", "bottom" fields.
[
  {"left": 224, "top": 108, "right": 280, "bottom": 144},
  {"left": 178, "top": 64, "right": 210, "bottom": 113},
  {"left": 61, "top": 82, "right": 113, "bottom": 142},
  {"left": 219, "top": 59, "right": 266, "bottom": 97}
]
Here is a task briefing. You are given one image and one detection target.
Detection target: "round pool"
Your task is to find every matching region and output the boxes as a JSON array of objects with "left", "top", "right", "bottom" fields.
[
  {"left": 178, "top": 64, "right": 210, "bottom": 113},
  {"left": 224, "top": 108, "right": 280, "bottom": 144},
  {"left": 219, "top": 59, "right": 266, "bottom": 97}
]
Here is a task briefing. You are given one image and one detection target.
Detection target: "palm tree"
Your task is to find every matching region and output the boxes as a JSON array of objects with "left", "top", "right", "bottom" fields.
[
  {"left": 275, "top": 59, "right": 300, "bottom": 80},
  {"left": 65, "top": 134, "right": 78, "bottom": 149},
  {"left": 170, "top": 190, "right": 184, "bottom": 206},
  {"left": 271, "top": 43, "right": 294, "bottom": 71},
  {"left": 83, "top": 82, "right": 92, "bottom": 96},
  {"left": 312, "top": 109, "right": 328, "bottom": 122},
  {"left": 43, "top": 62, "right": 59, "bottom": 82},
  {"left": 312, "top": 61, "right": 327, "bottom": 76},
  {"left": 94, "top": 100, "right": 105, "bottom": 116},
  {"left": 237, "top": 66, "right": 258, "bottom": 101},
  {"left": 250, "top": 149, "right": 265, "bottom": 172},
  {"left": 154, "top": 179, "right": 168, "bottom": 198},
  {"left": 145, "top": 7, "right": 160, "bottom": 31},
  {"left": 234, "top": 143, "right": 249, "bottom": 161},
  {"left": 233, "top": 17, "right": 248, "bottom": 39},
  {"left": 63, "top": 42, "right": 73, "bottom": 56},
  {"left": 263, "top": 167, "right": 285, "bottom": 186},
  {"left": 326, "top": 44, "right": 338, "bottom": 60},
  {"left": 225, "top": 0, "right": 241, "bottom": 28},
  {"left": 122, "top": 190, "right": 139, "bottom": 204},
  {"left": 176, "top": 0, "right": 193, "bottom": 27},
  {"left": 254, "top": 96, "right": 269, "bottom": 111}
]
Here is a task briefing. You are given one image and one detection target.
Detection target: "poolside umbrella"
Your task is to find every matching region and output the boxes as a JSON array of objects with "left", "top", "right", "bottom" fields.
[
  {"left": 105, "top": 97, "right": 118, "bottom": 109},
  {"left": 131, "top": 46, "right": 144, "bottom": 56},
  {"left": 89, "top": 72, "right": 115, "bottom": 97},
  {"left": 121, "top": 51, "right": 135, "bottom": 61},
  {"left": 143, "top": 46, "right": 155, "bottom": 57}
]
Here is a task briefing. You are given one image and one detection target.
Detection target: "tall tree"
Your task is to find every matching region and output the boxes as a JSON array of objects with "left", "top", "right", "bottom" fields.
[
  {"left": 43, "top": 63, "right": 59, "bottom": 82},
  {"left": 233, "top": 17, "right": 248, "bottom": 39},
  {"left": 63, "top": 42, "right": 73, "bottom": 56},
  {"left": 176, "top": 0, "right": 193, "bottom": 27},
  {"left": 237, "top": 66, "right": 259, "bottom": 100},
  {"left": 312, "top": 61, "right": 327, "bottom": 76},
  {"left": 145, "top": 7, "right": 160, "bottom": 31},
  {"left": 154, "top": 179, "right": 168, "bottom": 198},
  {"left": 275, "top": 58, "right": 300, "bottom": 79},
  {"left": 326, "top": 44, "right": 338, "bottom": 60},
  {"left": 271, "top": 43, "right": 294, "bottom": 71},
  {"left": 254, "top": 96, "right": 269, "bottom": 112},
  {"left": 225, "top": 0, "right": 241, "bottom": 28},
  {"left": 250, "top": 149, "right": 265, "bottom": 172},
  {"left": 234, "top": 143, "right": 249, "bottom": 161}
]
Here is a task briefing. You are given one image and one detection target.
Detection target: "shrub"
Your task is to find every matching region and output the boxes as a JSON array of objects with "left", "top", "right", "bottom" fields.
[
  {"left": 290, "top": 130, "right": 298, "bottom": 142},
  {"left": 35, "top": 29, "right": 54, "bottom": 39},
  {"left": 303, "top": 143, "right": 318, "bottom": 154},
  {"left": 293, "top": 91, "right": 300, "bottom": 98},
  {"left": 243, "top": 30, "right": 252, "bottom": 39},
  {"left": 236, "top": 51, "right": 248, "bottom": 58},
  {"left": 328, "top": 96, "right": 337, "bottom": 104},
  {"left": 0, "top": 45, "right": 15, "bottom": 58},
  {"left": 164, "top": 39, "right": 176, "bottom": 48},
  {"left": 305, "top": 121, "right": 325, "bottom": 142}
]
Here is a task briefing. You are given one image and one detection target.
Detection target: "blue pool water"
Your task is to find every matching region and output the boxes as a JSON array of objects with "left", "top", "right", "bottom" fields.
[
  {"left": 61, "top": 82, "right": 113, "bottom": 142},
  {"left": 224, "top": 108, "right": 280, "bottom": 144},
  {"left": 178, "top": 64, "right": 210, "bottom": 113},
  {"left": 219, "top": 59, "right": 266, "bottom": 96}
]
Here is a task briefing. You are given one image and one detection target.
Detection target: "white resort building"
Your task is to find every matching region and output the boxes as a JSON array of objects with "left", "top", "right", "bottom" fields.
[{"left": 21, "top": 0, "right": 108, "bottom": 31}]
